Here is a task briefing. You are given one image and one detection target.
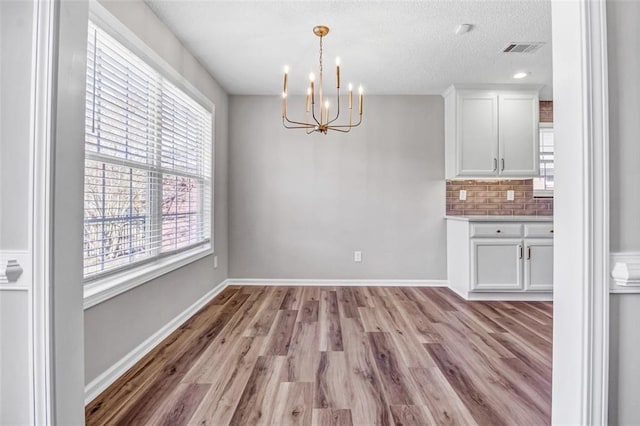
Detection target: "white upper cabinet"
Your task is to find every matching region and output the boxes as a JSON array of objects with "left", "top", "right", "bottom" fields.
[
  {"left": 499, "top": 92, "right": 539, "bottom": 176},
  {"left": 445, "top": 86, "right": 540, "bottom": 179},
  {"left": 457, "top": 92, "right": 499, "bottom": 176}
]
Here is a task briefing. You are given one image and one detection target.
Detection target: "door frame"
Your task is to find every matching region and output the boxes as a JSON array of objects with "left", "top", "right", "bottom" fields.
[
  {"left": 551, "top": 0, "right": 610, "bottom": 423},
  {"left": 31, "top": 0, "right": 57, "bottom": 423},
  {"left": 25, "top": 0, "right": 611, "bottom": 423}
]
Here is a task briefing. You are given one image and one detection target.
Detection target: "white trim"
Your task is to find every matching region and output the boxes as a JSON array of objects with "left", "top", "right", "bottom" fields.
[
  {"left": 446, "top": 278, "right": 552, "bottom": 301},
  {"left": 583, "top": 1, "right": 610, "bottom": 423},
  {"left": 442, "top": 83, "right": 544, "bottom": 96},
  {"left": 0, "top": 251, "right": 31, "bottom": 285},
  {"left": 551, "top": 0, "right": 609, "bottom": 424},
  {"left": 532, "top": 190, "right": 554, "bottom": 198},
  {"left": 83, "top": 244, "right": 213, "bottom": 309},
  {"left": 466, "top": 291, "right": 552, "bottom": 301},
  {"left": 84, "top": 278, "right": 229, "bottom": 404},
  {"left": 610, "top": 252, "right": 640, "bottom": 292},
  {"left": 0, "top": 286, "right": 30, "bottom": 293},
  {"left": 445, "top": 283, "right": 468, "bottom": 300},
  {"left": 225, "top": 279, "right": 553, "bottom": 301},
  {"left": 226, "top": 278, "right": 448, "bottom": 287},
  {"left": 29, "top": 0, "right": 56, "bottom": 423}
]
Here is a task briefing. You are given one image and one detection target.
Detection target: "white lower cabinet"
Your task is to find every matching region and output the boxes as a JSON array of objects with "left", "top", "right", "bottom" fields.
[
  {"left": 471, "top": 239, "right": 523, "bottom": 290},
  {"left": 524, "top": 238, "right": 554, "bottom": 291},
  {"left": 447, "top": 217, "right": 553, "bottom": 299}
]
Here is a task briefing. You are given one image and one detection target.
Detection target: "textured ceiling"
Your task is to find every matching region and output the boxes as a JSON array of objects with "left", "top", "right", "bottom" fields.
[{"left": 145, "top": 0, "right": 552, "bottom": 98}]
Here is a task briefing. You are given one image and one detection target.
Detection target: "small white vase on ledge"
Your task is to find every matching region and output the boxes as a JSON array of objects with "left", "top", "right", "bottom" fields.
[{"left": 5, "top": 260, "right": 23, "bottom": 283}]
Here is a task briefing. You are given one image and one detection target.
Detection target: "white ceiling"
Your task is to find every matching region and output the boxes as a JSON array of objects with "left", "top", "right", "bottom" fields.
[{"left": 145, "top": 0, "right": 552, "bottom": 98}]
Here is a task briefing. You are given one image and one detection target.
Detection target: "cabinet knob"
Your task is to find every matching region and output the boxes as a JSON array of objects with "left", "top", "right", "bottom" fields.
[
  {"left": 496, "top": 229, "right": 502, "bottom": 233},
  {"left": 550, "top": 229, "right": 554, "bottom": 234}
]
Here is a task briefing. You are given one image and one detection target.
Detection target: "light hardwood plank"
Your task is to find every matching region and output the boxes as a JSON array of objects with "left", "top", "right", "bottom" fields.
[
  {"left": 318, "top": 290, "right": 343, "bottom": 351},
  {"left": 228, "top": 355, "right": 286, "bottom": 426},
  {"left": 263, "top": 309, "right": 298, "bottom": 356},
  {"left": 314, "top": 351, "right": 352, "bottom": 410},
  {"left": 341, "top": 318, "right": 393, "bottom": 425},
  {"left": 311, "top": 408, "right": 353, "bottom": 426},
  {"left": 188, "top": 336, "right": 266, "bottom": 425},
  {"left": 409, "top": 367, "right": 478, "bottom": 425},
  {"left": 270, "top": 382, "right": 314, "bottom": 426},
  {"left": 286, "top": 321, "right": 320, "bottom": 382},
  {"left": 389, "top": 405, "right": 434, "bottom": 426},
  {"left": 280, "top": 287, "right": 304, "bottom": 310},
  {"left": 367, "top": 331, "right": 420, "bottom": 406},
  {"left": 147, "top": 383, "right": 209, "bottom": 426}
]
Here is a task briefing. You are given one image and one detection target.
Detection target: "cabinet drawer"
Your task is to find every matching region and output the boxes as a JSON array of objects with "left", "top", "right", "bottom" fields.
[
  {"left": 524, "top": 223, "right": 554, "bottom": 238},
  {"left": 470, "top": 223, "right": 522, "bottom": 238}
]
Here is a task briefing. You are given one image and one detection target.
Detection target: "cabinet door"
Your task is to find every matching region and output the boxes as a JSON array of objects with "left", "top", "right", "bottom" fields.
[
  {"left": 471, "top": 238, "right": 523, "bottom": 291},
  {"left": 456, "top": 92, "right": 498, "bottom": 177},
  {"left": 498, "top": 92, "right": 539, "bottom": 177},
  {"left": 524, "top": 239, "right": 553, "bottom": 291}
]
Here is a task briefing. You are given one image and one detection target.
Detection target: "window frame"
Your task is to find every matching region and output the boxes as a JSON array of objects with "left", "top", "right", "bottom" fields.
[
  {"left": 83, "top": 2, "right": 215, "bottom": 309},
  {"left": 533, "top": 122, "right": 554, "bottom": 198}
]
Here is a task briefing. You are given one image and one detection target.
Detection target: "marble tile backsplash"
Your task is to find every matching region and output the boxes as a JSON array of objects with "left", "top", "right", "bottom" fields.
[{"left": 446, "top": 179, "right": 553, "bottom": 216}]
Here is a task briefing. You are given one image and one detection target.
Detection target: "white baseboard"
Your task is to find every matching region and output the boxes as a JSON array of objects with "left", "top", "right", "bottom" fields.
[
  {"left": 610, "top": 252, "right": 640, "bottom": 293},
  {"left": 446, "top": 284, "right": 469, "bottom": 300},
  {"left": 466, "top": 291, "right": 553, "bottom": 301},
  {"left": 445, "top": 284, "right": 553, "bottom": 301},
  {"left": 84, "top": 279, "right": 229, "bottom": 405},
  {"left": 226, "top": 278, "right": 449, "bottom": 287}
]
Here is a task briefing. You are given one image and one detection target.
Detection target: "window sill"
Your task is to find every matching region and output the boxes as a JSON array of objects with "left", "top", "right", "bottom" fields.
[
  {"left": 533, "top": 190, "right": 554, "bottom": 198},
  {"left": 83, "top": 243, "right": 213, "bottom": 309}
]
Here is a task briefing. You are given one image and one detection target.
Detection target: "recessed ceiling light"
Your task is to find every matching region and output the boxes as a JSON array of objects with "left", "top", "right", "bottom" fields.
[
  {"left": 455, "top": 24, "right": 472, "bottom": 35},
  {"left": 513, "top": 71, "right": 529, "bottom": 79}
]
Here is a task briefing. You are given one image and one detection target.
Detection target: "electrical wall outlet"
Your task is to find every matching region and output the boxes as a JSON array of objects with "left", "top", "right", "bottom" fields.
[
  {"left": 459, "top": 190, "right": 467, "bottom": 201},
  {"left": 506, "top": 190, "right": 515, "bottom": 201},
  {"left": 213, "top": 255, "right": 218, "bottom": 269},
  {"left": 354, "top": 251, "right": 362, "bottom": 262}
]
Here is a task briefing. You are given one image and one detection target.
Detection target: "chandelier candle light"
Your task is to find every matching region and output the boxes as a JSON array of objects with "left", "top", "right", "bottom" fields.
[{"left": 281, "top": 25, "right": 363, "bottom": 134}]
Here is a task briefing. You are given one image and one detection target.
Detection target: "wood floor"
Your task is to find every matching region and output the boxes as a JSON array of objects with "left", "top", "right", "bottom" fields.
[{"left": 86, "top": 286, "right": 553, "bottom": 425}]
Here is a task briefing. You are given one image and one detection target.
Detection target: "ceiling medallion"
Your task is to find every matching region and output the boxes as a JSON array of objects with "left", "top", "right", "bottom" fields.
[{"left": 281, "top": 25, "right": 363, "bottom": 135}]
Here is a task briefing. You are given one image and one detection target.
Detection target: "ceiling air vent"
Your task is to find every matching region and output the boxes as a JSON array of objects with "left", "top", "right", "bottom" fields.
[{"left": 502, "top": 42, "right": 545, "bottom": 54}]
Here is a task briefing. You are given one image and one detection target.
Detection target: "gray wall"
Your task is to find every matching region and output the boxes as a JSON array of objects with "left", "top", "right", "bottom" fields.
[
  {"left": 0, "top": 0, "right": 31, "bottom": 251},
  {"left": 0, "top": 2, "right": 34, "bottom": 423},
  {"left": 608, "top": 0, "right": 640, "bottom": 254},
  {"left": 82, "top": 0, "right": 230, "bottom": 385},
  {"left": 229, "top": 95, "right": 446, "bottom": 280},
  {"left": 607, "top": 1, "right": 640, "bottom": 424},
  {"left": 609, "top": 295, "right": 640, "bottom": 425}
]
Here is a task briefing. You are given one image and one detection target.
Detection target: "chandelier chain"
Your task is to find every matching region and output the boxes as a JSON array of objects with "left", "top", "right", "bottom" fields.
[{"left": 319, "top": 36, "right": 323, "bottom": 75}]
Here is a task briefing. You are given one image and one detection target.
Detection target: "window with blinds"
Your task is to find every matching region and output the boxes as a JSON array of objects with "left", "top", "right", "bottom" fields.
[
  {"left": 84, "top": 21, "right": 213, "bottom": 279},
  {"left": 533, "top": 126, "right": 554, "bottom": 195}
]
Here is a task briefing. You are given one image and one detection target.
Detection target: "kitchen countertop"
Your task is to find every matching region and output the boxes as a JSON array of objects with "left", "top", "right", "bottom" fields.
[{"left": 445, "top": 215, "right": 553, "bottom": 222}]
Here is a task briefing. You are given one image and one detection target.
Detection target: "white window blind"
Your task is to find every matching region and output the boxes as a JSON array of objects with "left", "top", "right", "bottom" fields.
[
  {"left": 533, "top": 126, "right": 554, "bottom": 194},
  {"left": 84, "top": 21, "right": 212, "bottom": 279}
]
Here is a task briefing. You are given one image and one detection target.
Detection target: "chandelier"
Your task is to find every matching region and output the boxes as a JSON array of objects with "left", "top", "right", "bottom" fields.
[{"left": 281, "top": 25, "right": 364, "bottom": 134}]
